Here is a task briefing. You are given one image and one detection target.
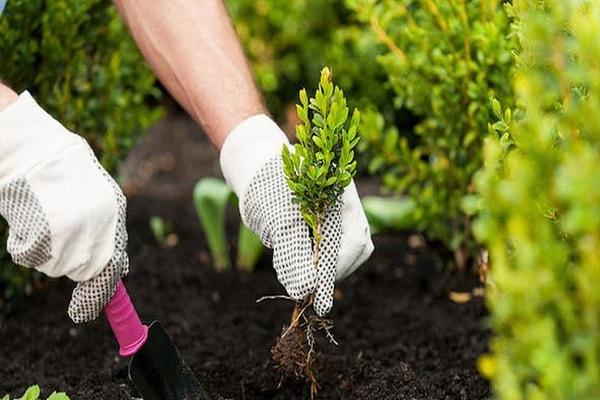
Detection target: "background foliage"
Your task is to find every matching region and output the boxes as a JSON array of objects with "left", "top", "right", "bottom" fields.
[
  {"left": 349, "top": 0, "right": 516, "bottom": 266},
  {"left": 229, "top": 0, "right": 517, "bottom": 266},
  {"left": 0, "top": 0, "right": 161, "bottom": 306},
  {"left": 226, "top": 0, "right": 389, "bottom": 119},
  {"left": 476, "top": 0, "right": 600, "bottom": 398}
]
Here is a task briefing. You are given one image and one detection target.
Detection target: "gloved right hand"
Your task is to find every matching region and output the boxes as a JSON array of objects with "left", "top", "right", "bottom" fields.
[
  {"left": 0, "top": 91, "right": 128, "bottom": 323},
  {"left": 220, "top": 115, "right": 374, "bottom": 316}
]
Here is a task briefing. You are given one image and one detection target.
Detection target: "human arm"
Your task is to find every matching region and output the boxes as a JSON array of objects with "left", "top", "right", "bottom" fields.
[
  {"left": 113, "top": 0, "right": 264, "bottom": 149},
  {"left": 0, "top": 82, "right": 18, "bottom": 111},
  {"left": 114, "top": 0, "right": 374, "bottom": 315}
]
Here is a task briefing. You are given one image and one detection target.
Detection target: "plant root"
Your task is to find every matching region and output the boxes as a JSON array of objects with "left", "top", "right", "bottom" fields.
[{"left": 270, "top": 295, "right": 337, "bottom": 399}]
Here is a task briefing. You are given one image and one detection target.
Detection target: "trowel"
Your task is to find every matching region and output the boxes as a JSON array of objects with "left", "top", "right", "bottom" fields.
[{"left": 104, "top": 280, "right": 210, "bottom": 400}]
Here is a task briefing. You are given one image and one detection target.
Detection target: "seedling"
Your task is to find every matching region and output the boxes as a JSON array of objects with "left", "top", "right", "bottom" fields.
[
  {"left": 236, "top": 224, "right": 265, "bottom": 272},
  {"left": 1, "top": 385, "right": 69, "bottom": 400},
  {"left": 193, "top": 177, "right": 265, "bottom": 272},
  {"left": 275, "top": 67, "right": 360, "bottom": 397},
  {"left": 149, "top": 216, "right": 178, "bottom": 248},
  {"left": 361, "top": 196, "right": 416, "bottom": 234}
]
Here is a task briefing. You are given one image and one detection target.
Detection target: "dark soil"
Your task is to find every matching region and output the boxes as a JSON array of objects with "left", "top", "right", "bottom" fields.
[{"left": 0, "top": 110, "right": 490, "bottom": 400}]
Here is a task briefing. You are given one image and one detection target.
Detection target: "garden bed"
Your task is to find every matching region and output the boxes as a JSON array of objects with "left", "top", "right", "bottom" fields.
[{"left": 0, "top": 111, "right": 490, "bottom": 400}]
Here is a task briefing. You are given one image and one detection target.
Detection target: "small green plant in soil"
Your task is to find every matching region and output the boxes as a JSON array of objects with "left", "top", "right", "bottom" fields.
[
  {"left": 1, "top": 385, "right": 69, "bottom": 400},
  {"left": 361, "top": 196, "right": 416, "bottom": 234},
  {"left": 193, "top": 177, "right": 264, "bottom": 272},
  {"left": 149, "top": 216, "right": 178, "bottom": 248},
  {"left": 275, "top": 67, "right": 360, "bottom": 398}
]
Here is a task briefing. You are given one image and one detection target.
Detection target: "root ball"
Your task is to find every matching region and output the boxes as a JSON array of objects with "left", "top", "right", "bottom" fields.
[{"left": 271, "top": 323, "right": 309, "bottom": 379}]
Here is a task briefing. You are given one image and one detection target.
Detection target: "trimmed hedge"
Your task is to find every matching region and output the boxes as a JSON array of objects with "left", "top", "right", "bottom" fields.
[
  {"left": 476, "top": 1, "right": 600, "bottom": 397},
  {"left": 350, "top": 0, "right": 516, "bottom": 266}
]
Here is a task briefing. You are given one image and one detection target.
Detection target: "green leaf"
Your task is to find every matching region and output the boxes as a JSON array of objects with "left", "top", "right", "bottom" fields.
[
  {"left": 299, "top": 88, "right": 308, "bottom": 106},
  {"left": 193, "top": 178, "right": 235, "bottom": 271},
  {"left": 296, "top": 104, "right": 308, "bottom": 125},
  {"left": 492, "top": 98, "right": 502, "bottom": 118},
  {"left": 47, "top": 393, "right": 70, "bottom": 400},
  {"left": 18, "top": 386, "right": 40, "bottom": 400},
  {"left": 325, "top": 176, "right": 337, "bottom": 186},
  {"left": 362, "top": 196, "right": 417, "bottom": 234},
  {"left": 312, "top": 135, "right": 324, "bottom": 149}
]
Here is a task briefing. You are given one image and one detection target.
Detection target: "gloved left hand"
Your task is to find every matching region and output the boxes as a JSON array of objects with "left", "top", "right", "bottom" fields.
[{"left": 0, "top": 91, "right": 128, "bottom": 323}]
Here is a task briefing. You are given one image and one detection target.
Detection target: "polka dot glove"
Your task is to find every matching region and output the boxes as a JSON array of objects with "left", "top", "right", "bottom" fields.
[
  {"left": 0, "top": 92, "right": 128, "bottom": 323},
  {"left": 220, "top": 115, "right": 374, "bottom": 316}
]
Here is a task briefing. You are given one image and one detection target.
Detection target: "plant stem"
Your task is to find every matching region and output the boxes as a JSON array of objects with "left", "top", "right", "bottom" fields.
[{"left": 311, "top": 212, "right": 324, "bottom": 269}]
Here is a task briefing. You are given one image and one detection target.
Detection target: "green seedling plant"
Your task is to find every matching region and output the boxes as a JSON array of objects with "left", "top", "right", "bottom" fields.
[
  {"left": 282, "top": 66, "right": 360, "bottom": 264},
  {"left": 1, "top": 385, "right": 69, "bottom": 400},
  {"left": 149, "top": 216, "right": 178, "bottom": 248},
  {"left": 193, "top": 177, "right": 264, "bottom": 272},
  {"left": 236, "top": 224, "right": 265, "bottom": 272},
  {"left": 273, "top": 67, "right": 360, "bottom": 398},
  {"left": 361, "top": 196, "right": 416, "bottom": 234}
]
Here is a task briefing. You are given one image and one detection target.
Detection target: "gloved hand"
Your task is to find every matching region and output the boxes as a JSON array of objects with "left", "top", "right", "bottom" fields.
[
  {"left": 0, "top": 91, "right": 128, "bottom": 323},
  {"left": 220, "top": 115, "right": 373, "bottom": 316}
]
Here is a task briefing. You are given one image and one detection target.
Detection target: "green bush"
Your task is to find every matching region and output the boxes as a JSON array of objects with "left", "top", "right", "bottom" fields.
[
  {"left": 226, "top": 0, "right": 388, "bottom": 118},
  {"left": 475, "top": 0, "right": 600, "bottom": 398},
  {"left": 228, "top": 0, "right": 518, "bottom": 266},
  {"left": 349, "top": 0, "right": 516, "bottom": 266},
  {"left": 0, "top": 0, "right": 162, "bottom": 306}
]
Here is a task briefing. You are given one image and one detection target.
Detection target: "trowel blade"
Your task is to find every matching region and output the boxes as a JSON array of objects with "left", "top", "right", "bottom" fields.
[{"left": 129, "top": 321, "right": 210, "bottom": 400}]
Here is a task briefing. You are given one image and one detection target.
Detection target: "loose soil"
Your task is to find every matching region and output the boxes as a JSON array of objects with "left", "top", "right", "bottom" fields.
[{"left": 0, "top": 109, "right": 490, "bottom": 400}]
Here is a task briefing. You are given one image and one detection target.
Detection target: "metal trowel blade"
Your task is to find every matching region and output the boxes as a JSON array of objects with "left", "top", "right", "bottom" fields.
[{"left": 129, "top": 321, "right": 210, "bottom": 400}]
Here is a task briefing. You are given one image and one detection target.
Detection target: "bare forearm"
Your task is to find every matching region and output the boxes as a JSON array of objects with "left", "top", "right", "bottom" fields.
[
  {"left": 114, "top": 0, "right": 266, "bottom": 148},
  {"left": 0, "top": 83, "right": 18, "bottom": 112}
]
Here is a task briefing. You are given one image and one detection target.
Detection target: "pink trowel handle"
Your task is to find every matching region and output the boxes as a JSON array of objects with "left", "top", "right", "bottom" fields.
[{"left": 104, "top": 280, "right": 149, "bottom": 357}]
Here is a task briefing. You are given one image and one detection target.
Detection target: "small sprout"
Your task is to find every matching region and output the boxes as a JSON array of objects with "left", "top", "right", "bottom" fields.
[
  {"left": 236, "top": 224, "right": 264, "bottom": 272},
  {"left": 282, "top": 66, "right": 360, "bottom": 259},
  {"left": 193, "top": 177, "right": 265, "bottom": 272},
  {"left": 149, "top": 216, "right": 178, "bottom": 248},
  {"left": 193, "top": 178, "right": 235, "bottom": 271},
  {"left": 361, "top": 196, "right": 416, "bottom": 234}
]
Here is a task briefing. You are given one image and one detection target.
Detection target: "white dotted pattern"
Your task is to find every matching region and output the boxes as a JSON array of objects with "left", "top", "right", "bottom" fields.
[
  {"left": 68, "top": 144, "right": 129, "bottom": 323},
  {"left": 0, "top": 179, "right": 52, "bottom": 268},
  {"left": 241, "top": 156, "right": 342, "bottom": 316},
  {"left": 0, "top": 142, "right": 128, "bottom": 323}
]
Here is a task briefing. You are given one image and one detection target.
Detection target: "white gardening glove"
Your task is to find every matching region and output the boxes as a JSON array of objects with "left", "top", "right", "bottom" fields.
[
  {"left": 0, "top": 91, "right": 128, "bottom": 323},
  {"left": 220, "top": 114, "right": 373, "bottom": 316}
]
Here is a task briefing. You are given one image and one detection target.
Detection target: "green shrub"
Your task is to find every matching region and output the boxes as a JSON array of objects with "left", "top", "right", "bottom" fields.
[
  {"left": 349, "top": 0, "right": 516, "bottom": 266},
  {"left": 0, "top": 0, "right": 162, "bottom": 306},
  {"left": 227, "top": 0, "right": 520, "bottom": 265},
  {"left": 475, "top": 1, "right": 600, "bottom": 398},
  {"left": 226, "top": 0, "right": 388, "bottom": 118}
]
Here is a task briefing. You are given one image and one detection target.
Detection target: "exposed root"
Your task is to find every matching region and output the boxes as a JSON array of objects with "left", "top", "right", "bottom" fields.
[
  {"left": 256, "top": 294, "right": 296, "bottom": 303},
  {"left": 268, "top": 295, "right": 337, "bottom": 399}
]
